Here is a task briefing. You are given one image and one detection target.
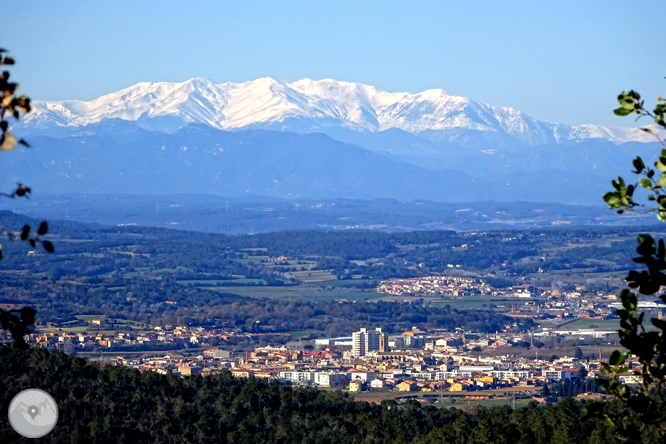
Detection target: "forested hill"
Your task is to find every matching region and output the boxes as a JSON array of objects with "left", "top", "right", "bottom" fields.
[
  {"left": 2, "top": 346, "right": 661, "bottom": 444},
  {"left": 1, "top": 210, "right": 663, "bottom": 337}
]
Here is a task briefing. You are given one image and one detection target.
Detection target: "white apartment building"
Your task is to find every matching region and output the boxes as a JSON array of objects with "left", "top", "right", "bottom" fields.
[
  {"left": 543, "top": 370, "right": 573, "bottom": 381},
  {"left": 490, "top": 370, "right": 532, "bottom": 379},
  {"left": 435, "top": 371, "right": 459, "bottom": 380},
  {"left": 458, "top": 365, "right": 495, "bottom": 377},
  {"left": 279, "top": 371, "right": 315, "bottom": 384},
  {"left": 314, "top": 372, "right": 350, "bottom": 387},
  {"left": 352, "top": 327, "right": 388, "bottom": 356}
]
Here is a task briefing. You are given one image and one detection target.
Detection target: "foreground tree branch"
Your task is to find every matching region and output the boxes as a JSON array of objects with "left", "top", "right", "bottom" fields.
[{"left": 0, "top": 48, "right": 54, "bottom": 348}]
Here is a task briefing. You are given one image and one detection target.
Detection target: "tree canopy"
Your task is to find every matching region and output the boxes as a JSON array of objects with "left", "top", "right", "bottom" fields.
[
  {"left": 588, "top": 87, "right": 666, "bottom": 438},
  {"left": 0, "top": 48, "right": 53, "bottom": 347}
]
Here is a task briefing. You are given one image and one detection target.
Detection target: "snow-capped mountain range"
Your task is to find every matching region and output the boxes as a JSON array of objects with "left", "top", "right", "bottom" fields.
[
  {"left": 5, "top": 77, "right": 662, "bottom": 206},
  {"left": 21, "top": 77, "right": 657, "bottom": 146}
]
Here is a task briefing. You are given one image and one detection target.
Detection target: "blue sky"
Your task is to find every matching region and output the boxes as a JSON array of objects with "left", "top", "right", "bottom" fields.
[{"left": 3, "top": 1, "right": 664, "bottom": 126}]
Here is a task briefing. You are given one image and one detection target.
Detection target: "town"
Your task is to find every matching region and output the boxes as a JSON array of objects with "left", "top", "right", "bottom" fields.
[
  {"left": 8, "top": 318, "right": 652, "bottom": 406},
  {"left": 4, "top": 271, "right": 665, "bottom": 407}
]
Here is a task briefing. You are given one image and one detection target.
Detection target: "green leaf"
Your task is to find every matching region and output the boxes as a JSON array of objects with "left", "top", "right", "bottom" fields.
[
  {"left": 603, "top": 192, "right": 622, "bottom": 208},
  {"left": 620, "top": 289, "right": 637, "bottom": 310},
  {"left": 637, "top": 234, "right": 655, "bottom": 255},
  {"left": 632, "top": 157, "right": 645, "bottom": 173},
  {"left": 608, "top": 350, "right": 621, "bottom": 365},
  {"left": 612, "top": 177, "right": 628, "bottom": 193},
  {"left": 614, "top": 107, "right": 633, "bottom": 116},
  {"left": 615, "top": 308, "right": 629, "bottom": 319},
  {"left": 639, "top": 178, "right": 652, "bottom": 189},
  {"left": 657, "top": 174, "right": 666, "bottom": 188}
]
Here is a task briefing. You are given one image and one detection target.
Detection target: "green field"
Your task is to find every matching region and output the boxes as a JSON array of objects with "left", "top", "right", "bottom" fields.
[
  {"left": 37, "top": 315, "right": 151, "bottom": 335},
  {"left": 75, "top": 315, "right": 107, "bottom": 322},
  {"left": 120, "top": 271, "right": 160, "bottom": 280},
  {"left": 391, "top": 294, "right": 542, "bottom": 309},
  {"left": 209, "top": 285, "right": 383, "bottom": 301},
  {"left": 285, "top": 329, "right": 324, "bottom": 339},
  {"left": 77, "top": 346, "right": 211, "bottom": 358},
  {"left": 38, "top": 326, "right": 131, "bottom": 335},
  {"left": 556, "top": 318, "right": 628, "bottom": 332},
  {"left": 288, "top": 270, "right": 338, "bottom": 283},
  {"left": 38, "top": 326, "right": 89, "bottom": 334},
  {"left": 178, "top": 278, "right": 269, "bottom": 285},
  {"left": 353, "top": 386, "right": 542, "bottom": 404},
  {"left": 433, "top": 398, "right": 533, "bottom": 410},
  {"left": 264, "top": 260, "right": 317, "bottom": 268},
  {"left": 317, "top": 279, "right": 378, "bottom": 286}
]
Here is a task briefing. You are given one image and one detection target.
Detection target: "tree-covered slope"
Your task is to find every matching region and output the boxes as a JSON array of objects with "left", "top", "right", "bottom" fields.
[{"left": 1, "top": 346, "right": 662, "bottom": 444}]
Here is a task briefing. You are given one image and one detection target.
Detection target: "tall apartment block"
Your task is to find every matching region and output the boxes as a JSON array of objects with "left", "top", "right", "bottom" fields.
[{"left": 352, "top": 327, "right": 388, "bottom": 356}]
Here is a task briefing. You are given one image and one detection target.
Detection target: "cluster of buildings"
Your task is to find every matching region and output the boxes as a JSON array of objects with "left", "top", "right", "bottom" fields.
[
  {"left": 377, "top": 276, "right": 493, "bottom": 297},
  {"left": 98, "top": 336, "right": 609, "bottom": 395},
  {"left": 376, "top": 276, "right": 666, "bottom": 323},
  {"left": 2, "top": 322, "right": 290, "bottom": 352},
  {"left": 376, "top": 276, "right": 539, "bottom": 298},
  {"left": 85, "top": 326, "right": 637, "bottom": 397},
  {"left": 4, "top": 318, "right": 649, "bottom": 403}
]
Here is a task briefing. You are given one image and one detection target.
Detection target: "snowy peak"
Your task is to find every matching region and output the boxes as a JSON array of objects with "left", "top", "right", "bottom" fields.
[{"left": 21, "top": 77, "right": 658, "bottom": 145}]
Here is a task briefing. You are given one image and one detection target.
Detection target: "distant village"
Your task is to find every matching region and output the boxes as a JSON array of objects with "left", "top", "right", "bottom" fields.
[{"left": 377, "top": 275, "right": 666, "bottom": 321}]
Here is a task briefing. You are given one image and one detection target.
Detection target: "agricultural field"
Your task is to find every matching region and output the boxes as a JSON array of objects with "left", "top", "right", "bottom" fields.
[
  {"left": 352, "top": 386, "right": 542, "bottom": 404},
  {"left": 408, "top": 295, "right": 542, "bottom": 309},
  {"left": 208, "top": 285, "right": 383, "bottom": 301},
  {"left": 556, "top": 318, "right": 621, "bottom": 331},
  {"left": 1, "top": 213, "right": 661, "bottom": 337},
  {"left": 432, "top": 397, "right": 533, "bottom": 410},
  {"left": 287, "top": 270, "right": 337, "bottom": 283},
  {"left": 36, "top": 315, "right": 151, "bottom": 335},
  {"left": 554, "top": 317, "right": 658, "bottom": 333},
  {"left": 178, "top": 278, "right": 269, "bottom": 285},
  {"left": 284, "top": 329, "right": 325, "bottom": 339}
]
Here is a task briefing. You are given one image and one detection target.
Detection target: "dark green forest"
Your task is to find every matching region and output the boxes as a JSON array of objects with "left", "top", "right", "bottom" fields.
[
  {"left": 1, "top": 211, "right": 661, "bottom": 338},
  {"left": 1, "top": 346, "right": 663, "bottom": 444},
  {"left": 0, "top": 272, "right": 524, "bottom": 336},
  {"left": 0, "top": 211, "right": 654, "bottom": 281}
]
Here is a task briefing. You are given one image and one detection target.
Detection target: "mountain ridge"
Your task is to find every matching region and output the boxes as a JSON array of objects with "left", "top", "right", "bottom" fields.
[{"left": 18, "top": 77, "right": 660, "bottom": 146}]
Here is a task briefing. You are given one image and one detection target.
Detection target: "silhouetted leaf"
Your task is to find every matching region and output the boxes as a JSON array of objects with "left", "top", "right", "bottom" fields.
[
  {"left": 43, "top": 240, "right": 54, "bottom": 253},
  {"left": 20, "top": 307, "right": 36, "bottom": 325}
]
